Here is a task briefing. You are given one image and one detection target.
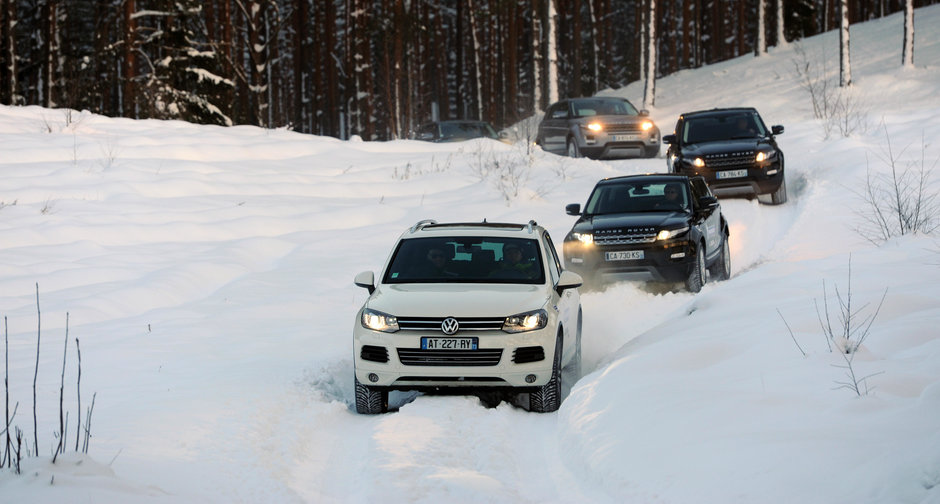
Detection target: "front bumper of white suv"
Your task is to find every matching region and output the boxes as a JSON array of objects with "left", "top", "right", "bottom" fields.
[{"left": 353, "top": 306, "right": 562, "bottom": 390}]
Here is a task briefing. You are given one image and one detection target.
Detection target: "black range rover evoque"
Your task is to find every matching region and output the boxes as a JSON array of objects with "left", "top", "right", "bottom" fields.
[
  {"left": 663, "top": 107, "right": 787, "bottom": 205},
  {"left": 563, "top": 174, "right": 730, "bottom": 293}
]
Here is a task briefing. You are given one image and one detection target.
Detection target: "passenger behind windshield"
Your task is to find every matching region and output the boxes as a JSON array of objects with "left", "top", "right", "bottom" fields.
[
  {"left": 585, "top": 182, "right": 689, "bottom": 214},
  {"left": 383, "top": 237, "right": 544, "bottom": 284},
  {"left": 683, "top": 114, "right": 765, "bottom": 144},
  {"left": 730, "top": 116, "right": 759, "bottom": 138}
]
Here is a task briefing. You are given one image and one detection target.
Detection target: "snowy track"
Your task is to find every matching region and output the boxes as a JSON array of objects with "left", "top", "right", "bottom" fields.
[{"left": 3, "top": 7, "right": 940, "bottom": 503}]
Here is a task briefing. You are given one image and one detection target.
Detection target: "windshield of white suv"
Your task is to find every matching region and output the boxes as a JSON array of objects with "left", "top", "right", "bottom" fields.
[
  {"left": 383, "top": 237, "right": 545, "bottom": 284},
  {"left": 682, "top": 112, "right": 767, "bottom": 143},
  {"left": 585, "top": 181, "right": 690, "bottom": 214}
]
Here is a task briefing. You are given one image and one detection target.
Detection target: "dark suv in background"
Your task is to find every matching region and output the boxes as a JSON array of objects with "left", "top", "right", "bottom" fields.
[
  {"left": 663, "top": 107, "right": 787, "bottom": 205},
  {"left": 413, "top": 120, "right": 503, "bottom": 143},
  {"left": 536, "top": 97, "right": 661, "bottom": 159},
  {"left": 563, "top": 174, "right": 730, "bottom": 293}
]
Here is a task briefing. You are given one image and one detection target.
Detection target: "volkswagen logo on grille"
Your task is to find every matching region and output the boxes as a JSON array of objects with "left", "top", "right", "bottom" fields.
[{"left": 441, "top": 317, "right": 459, "bottom": 335}]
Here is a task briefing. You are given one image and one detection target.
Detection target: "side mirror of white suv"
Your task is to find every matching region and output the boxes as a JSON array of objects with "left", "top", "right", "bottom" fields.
[{"left": 354, "top": 271, "right": 375, "bottom": 294}]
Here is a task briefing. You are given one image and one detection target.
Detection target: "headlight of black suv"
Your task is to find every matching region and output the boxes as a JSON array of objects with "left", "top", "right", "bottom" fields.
[
  {"left": 502, "top": 309, "right": 548, "bottom": 333},
  {"left": 656, "top": 226, "right": 690, "bottom": 241},
  {"left": 755, "top": 150, "right": 778, "bottom": 163},
  {"left": 567, "top": 232, "right": 594, "bottom": 245}
]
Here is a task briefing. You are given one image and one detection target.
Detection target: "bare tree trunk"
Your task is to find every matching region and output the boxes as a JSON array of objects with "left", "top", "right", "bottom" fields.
[
  {"left": 639, "top": 1, "right": 646, "bottom": 83},
  {"left": 588, "top": 0, "right": 600, "bottom": 91},
  {"left": 391, "top": 0, "right": 405, "bottom": 137},
  {"left": 467, "top": 0, "right": 484, "bottom": 119},
  {"left": 775, "top": 0, "right": 787, "bottom": 47},
  {"left": 839, "top": 0, "right": 851, "bottom": 87},
  {"left": 123, "top": 0, "right": 137, "bottom": 117},
  {"left": 532, "top": 0, "right": 542, "bottom": 111},
  {"left": 546, "top": 0, "right": 559, "bottom": 105},
  {"left": 293, "top": 0, "right": 309, "bottom": 131},
  {"left": 1, "top": 0, "right": 17, "bottom": 104},
  {"left": 41, "top": 1, "right": 60, "bottom": 108},
  {"left": 755, "top": 0, "right": 766, "bottom": 56},
  {"left": 901, "top": 0, "right": 913, "bottom": 67},
  {"left": 643, "top": 0, "right": 657, "bottom": 108},
  {"left": 505, "top": 3, "right": 519, "bottom": 123}
]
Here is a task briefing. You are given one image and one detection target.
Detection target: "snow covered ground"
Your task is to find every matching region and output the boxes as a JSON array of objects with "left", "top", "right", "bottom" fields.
[{"left": 2, "top": 7, "right": 939, "bottom": 503}]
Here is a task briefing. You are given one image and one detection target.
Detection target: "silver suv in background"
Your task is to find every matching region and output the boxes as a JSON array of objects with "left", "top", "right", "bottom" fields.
[{"left": 536, "top": 97, "right": 661, "bottom": 159}]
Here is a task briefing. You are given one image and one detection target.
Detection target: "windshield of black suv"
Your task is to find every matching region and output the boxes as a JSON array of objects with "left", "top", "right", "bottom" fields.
[
  {"left": 383, "top": 236, "right": 545, "bottom": 284},
  {"left": 584, "top": 180, "right": 691, "bottom": 215},
  {"left": 571, "top": 99, "right": 639, "bottom": 118},
  {"left": 681, "top": 112, "right": 768, "bottom": 143}
]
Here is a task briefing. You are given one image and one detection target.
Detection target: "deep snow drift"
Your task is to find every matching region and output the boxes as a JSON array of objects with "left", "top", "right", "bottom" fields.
[{"left": 2, "top": 7, "right": 940, "bottom": 503}]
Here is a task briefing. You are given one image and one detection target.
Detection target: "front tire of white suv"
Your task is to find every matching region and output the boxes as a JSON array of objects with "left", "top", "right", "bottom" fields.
[
  {"left": 354, "top": 375, "right": 389, "bottom": 414},
  {"left": 529, "top": 331, "right": 563, "bottom": 413}
]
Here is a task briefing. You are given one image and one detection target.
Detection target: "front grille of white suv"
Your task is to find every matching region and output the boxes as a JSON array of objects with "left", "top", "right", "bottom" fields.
[
  {"left": 397, "top": 348, "right": 503, "bottom": 366},
  {"left": 397, "top": 316, "right": 504, "bottom": 332}
]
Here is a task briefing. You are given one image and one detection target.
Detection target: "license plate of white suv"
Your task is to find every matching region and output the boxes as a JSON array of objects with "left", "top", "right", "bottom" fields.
[
  {"left": 606, "top": 250, "right": 644, "bottom": 261},
  {"left": 422, "top": 337, "right": 478, "bottom": 350},
  {"left": 717, "top": 169, "right": 748, "bottom": 179}
]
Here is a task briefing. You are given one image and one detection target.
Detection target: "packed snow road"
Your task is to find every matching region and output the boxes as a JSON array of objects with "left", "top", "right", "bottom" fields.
[{"left": 264, "top": 155, "right": 805, "bottom": 503}]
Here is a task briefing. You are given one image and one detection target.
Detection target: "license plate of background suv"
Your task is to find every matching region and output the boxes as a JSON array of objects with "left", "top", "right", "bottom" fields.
[
  {"left": 606, "top": 250, "right": 644, "bottom": 261},
  {"left": 421, "top": 337, "right": 478, "bottom": 350},
  {"left": 717, "top": 169, "right": 748, "bottom": 179},
  {"left": 611, "top": 134, "right": 640, "bottom": 141}
]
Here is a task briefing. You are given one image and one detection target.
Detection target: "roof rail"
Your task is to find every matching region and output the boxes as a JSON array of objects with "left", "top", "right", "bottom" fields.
[
  {"left": 527, "top": 220, "right": 537, "bottom": 234},
  {"left": 410, "top": 219, "right": 438, "bottom": 233}
]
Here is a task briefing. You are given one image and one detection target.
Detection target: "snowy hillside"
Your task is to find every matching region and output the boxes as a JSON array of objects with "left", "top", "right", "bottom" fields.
[{"left": 1, "top": 6, "right": 939, "bottom": 503}]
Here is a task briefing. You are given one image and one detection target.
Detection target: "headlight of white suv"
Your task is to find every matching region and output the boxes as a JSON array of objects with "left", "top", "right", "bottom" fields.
[
  {"left": 502, "top": 309, "right": 548, "bottom": 333},
  {"left": 361, "top": 309, "right": 399, "bottom": 333}
]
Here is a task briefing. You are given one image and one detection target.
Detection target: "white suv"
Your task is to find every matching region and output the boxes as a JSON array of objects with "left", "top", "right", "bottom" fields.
[{"left": 352, "top": 220, "right": 583, "bottom": 414}]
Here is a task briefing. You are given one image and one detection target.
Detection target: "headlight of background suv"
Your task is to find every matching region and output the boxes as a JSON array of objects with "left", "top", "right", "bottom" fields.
[
  {"left": 361, "top": 308, "right": 399, "bottom": 333},
  {"left": 755, "top": 150, "right": 777, "bottom": 162},
  {"left": 657, "top": 226, "right": 690, "bottom": 241},
  {"left": 586, "top": 122, "right": 603, "bottom": 132},
  {"left": 502, "top": 309, "right": 548, "bottom": 333}
]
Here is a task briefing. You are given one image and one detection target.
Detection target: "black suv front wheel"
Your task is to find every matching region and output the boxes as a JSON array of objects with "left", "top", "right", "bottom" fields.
[
  {"left": 709, "top": 235, "right": 731, "bottom": 281},
  {"left": 686, "top": 245, "right": 706, "bottom": 293}
]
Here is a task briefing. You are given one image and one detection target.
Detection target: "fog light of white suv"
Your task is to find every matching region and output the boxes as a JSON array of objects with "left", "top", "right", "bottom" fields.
[
  {"left": 525, "top": 374, "right": 537, "bottom": 383},
  {"left": 361, "top": 309, "right": 399, "bottom": 333},
  {"left": 657, "top": 226, "right": 690, "bottom": 241},
  {"left": 503, "top": 309, "right": 548, "bottom": 333}
]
